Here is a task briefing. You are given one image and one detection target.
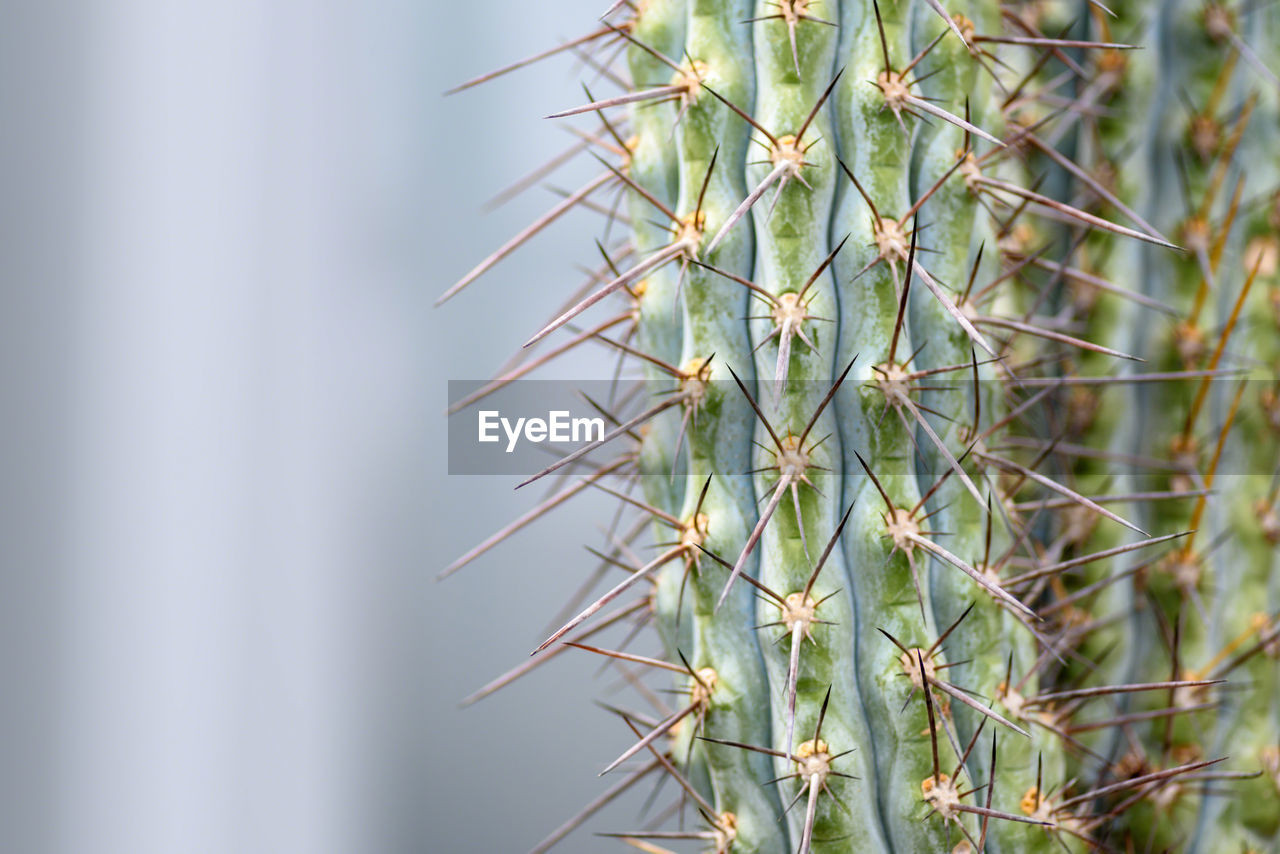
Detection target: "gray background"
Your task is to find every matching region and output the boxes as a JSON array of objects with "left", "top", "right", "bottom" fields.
[{"left": 1, "top": 1, "right": 647, "bottom": 852}]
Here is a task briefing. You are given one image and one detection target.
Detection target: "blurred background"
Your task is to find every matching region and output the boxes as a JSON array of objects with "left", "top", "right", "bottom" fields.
[{"left": 0, "top": 1, "right": 645, "bottom": 851}]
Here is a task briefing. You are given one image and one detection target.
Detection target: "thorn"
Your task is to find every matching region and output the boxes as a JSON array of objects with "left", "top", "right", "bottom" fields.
[
  {"left": 440, "top": 457, "right": 631, "bottom": 579},
  {"left": 527, "top": 758, "right": 661, "bottom": 854},
  {"left": 446, "top": 26, "right": 619, "bottom": 95},
  {"left": 438, "top": 171, "right": 615, "bottom": 305}
]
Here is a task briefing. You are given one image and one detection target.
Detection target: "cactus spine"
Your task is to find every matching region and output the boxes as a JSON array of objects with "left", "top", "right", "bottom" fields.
[{"left": 442, "top": 0, "right": 1280, "bottom": 850}]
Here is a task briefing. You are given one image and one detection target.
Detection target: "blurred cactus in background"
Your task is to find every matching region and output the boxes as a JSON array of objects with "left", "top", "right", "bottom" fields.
[{"left": 440, "top": 0, "right": 1280, "bottom": 850}]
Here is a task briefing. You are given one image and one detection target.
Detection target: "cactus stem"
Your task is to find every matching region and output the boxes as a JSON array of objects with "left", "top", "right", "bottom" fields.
[
  {"left": 920, "top": 679, "right": 1044, "bottom": 841},
  {"left": 744, "top": 0, "right": 837, "bottom": 76},
  {"left": 921, "top": 1, "right": 968, "bottom": 49},
  {"left": 888, "top": 624, "right": 1030, "bottom": 737},
  {"left": 445, "top": 0, "right": 1280, "bottom": 846},
  {"left": 702, "top": 72, "right": 843, "bottom": 254},
  {"left": 703, "top": 687, "right": 851, "bottom": 854},
  {"left": 838, "top": 160, "right": 998, "bottom": 356},
  {"left": 713, "top": 361, "right": 853, "bottom": 610}
]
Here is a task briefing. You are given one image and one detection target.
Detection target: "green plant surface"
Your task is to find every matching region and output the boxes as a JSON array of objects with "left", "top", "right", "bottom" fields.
[{"left": 440, "top": 1, "right": 1280, "bottom": 851}]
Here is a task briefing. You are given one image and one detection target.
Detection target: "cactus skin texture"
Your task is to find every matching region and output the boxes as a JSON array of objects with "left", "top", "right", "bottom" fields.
[{"left": 442, "top": 1, "right": 1280, "bottom": 851}]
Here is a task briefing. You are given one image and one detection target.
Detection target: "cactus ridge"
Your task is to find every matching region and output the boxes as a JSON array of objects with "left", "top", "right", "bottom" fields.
[{"left": 442, "top": 1, "right": 1280, "bottom": 851}]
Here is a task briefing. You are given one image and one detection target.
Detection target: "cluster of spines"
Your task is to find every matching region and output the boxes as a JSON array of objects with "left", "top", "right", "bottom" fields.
[
  {"left": 440, "top": 1, "right": 1279, "bottom": 851},
  {"left": 1063, "top": 3, "right": 1280, "bottom": 851}
]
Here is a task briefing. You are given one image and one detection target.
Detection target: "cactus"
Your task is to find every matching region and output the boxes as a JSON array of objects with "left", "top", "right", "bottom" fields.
[{"left": 441, "top": 1, "right": 1280, "bottom": 851}]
